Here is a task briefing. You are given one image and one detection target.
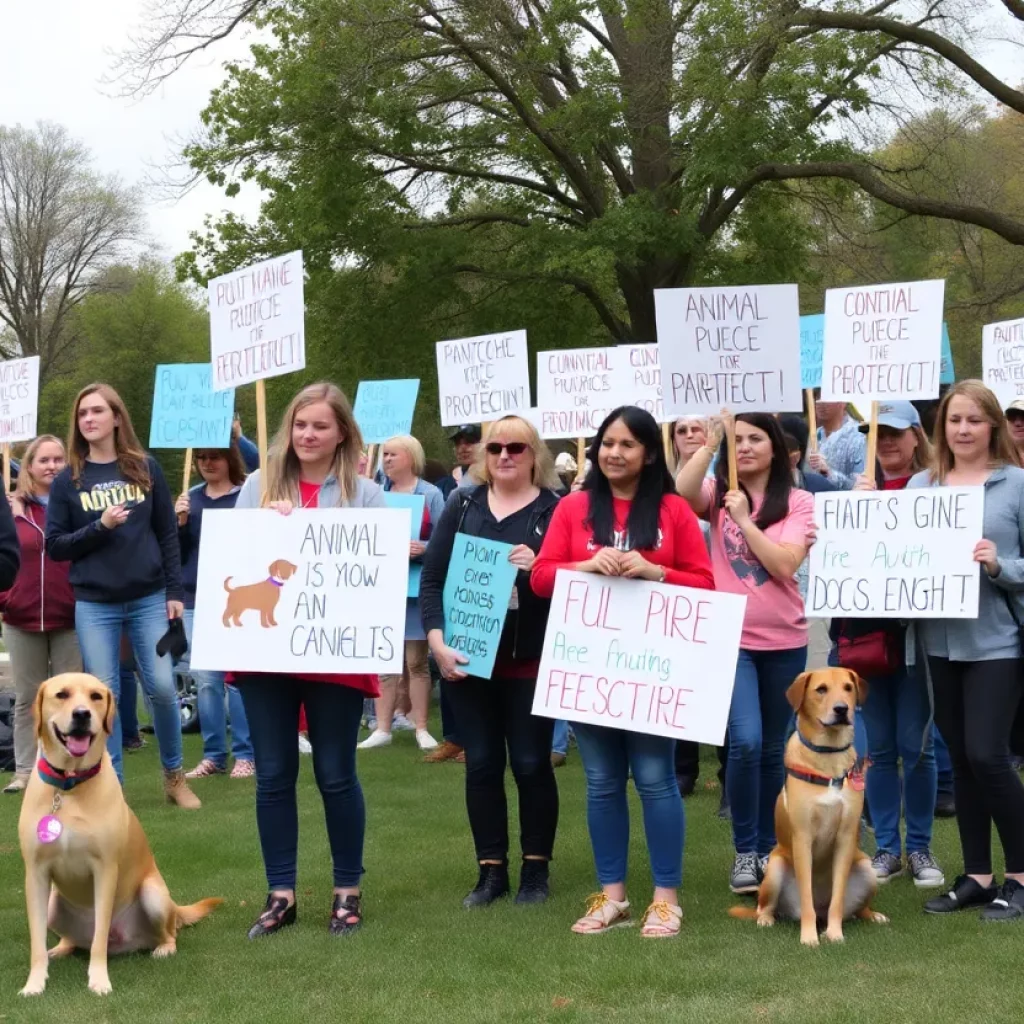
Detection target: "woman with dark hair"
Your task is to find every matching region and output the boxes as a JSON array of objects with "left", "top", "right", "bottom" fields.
[
  {"left": 532, "top": 406, "right": 713, "bottom": 938},
  {"left": 677, "top": 412, "right": 815, "bottom": 895}
]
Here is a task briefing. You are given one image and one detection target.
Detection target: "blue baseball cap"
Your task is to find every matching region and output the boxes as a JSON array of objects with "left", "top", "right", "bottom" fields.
[{"left": 858, "top": 401, "right": 921, "bottom": 432}]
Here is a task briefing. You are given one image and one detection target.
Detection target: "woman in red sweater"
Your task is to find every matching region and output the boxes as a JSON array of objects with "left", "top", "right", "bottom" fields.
[{"left": 532, "top": 406, "right": 714, "bottom": 938}]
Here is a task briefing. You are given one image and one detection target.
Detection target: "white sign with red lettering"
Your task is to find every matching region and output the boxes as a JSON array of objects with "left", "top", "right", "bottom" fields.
[{"left": 532, "top": 571, "right": 745, "bottom": 745}]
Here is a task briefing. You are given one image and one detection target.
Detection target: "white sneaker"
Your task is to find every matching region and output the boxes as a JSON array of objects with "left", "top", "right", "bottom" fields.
[
  {"left": 298, "top": 734, "right": 313, "bottom": 755},
  {"left": 416, "top": 729, "right": 439, "bottom": 751},
  {"left": 358, "top": 729, "right": 393, "bottom": 750},
  {"left": 392, "top": 713, "right": 415, "bottom": 732}
]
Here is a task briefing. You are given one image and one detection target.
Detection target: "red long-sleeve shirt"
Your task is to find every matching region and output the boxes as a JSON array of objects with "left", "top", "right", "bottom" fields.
[{"left": 531, "top": 491, "right": 715, "bottom": 597}]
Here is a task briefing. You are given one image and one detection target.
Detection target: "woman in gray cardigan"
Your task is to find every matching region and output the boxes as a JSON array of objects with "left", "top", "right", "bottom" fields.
[{"left": 909, "top": 380, "right": 1024, "bottom": 922}]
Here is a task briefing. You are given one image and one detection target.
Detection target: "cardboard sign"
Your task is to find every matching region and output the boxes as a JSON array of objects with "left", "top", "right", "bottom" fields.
[
  {"left": 0, "top": 355, "right": 39, "bottom": 444},
  {"left": 532, "top": 571, "right": 745, "bottom": 745},
  {"left": 982, "top": 317, "right": 1024, "bottom": 411},
  {"left": 208, "top": 250, "right": 306, "bottom": 391},
  {"left": 442, "top": 535, "right": 518, "bottom": 679},
  {"left": 800, "top": 314, "right": 825, "bottom": 390},
  {"left": 656, "top": 284, "right": 802, "bottom": 415},
  {"left": 536, "top": 347, "right": 621, "bottom": 438},
  {"left": 149, "top": 364, "right": 234, "bottom": 449},
  {"left": 613, "top": 343, "right": 673, "bottom": 423},
  {"left": 940, "top": 323, "right": 955, "bottom": 386},
  {"left": 383, "top": 491, "right": 425, "bottom": 598},
  {"left": 805, "top": 487, "right": 983, "bottom": 619},
  {"left": 820, "top": 279, "right": 944, "bottom": 402},
  {"left": 436, "top": 329, "right": 530, "bottom": 426},
  {"left": 190, "top": 508, "right": 410, "bottom": 673},
  {"left": 353, "top": 379, "right": 420, "bottom": 445}
]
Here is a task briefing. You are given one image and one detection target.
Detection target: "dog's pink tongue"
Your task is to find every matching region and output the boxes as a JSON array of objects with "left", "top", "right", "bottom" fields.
[{"left": 65, "top": 735, "right": 91, "bottom": 757}]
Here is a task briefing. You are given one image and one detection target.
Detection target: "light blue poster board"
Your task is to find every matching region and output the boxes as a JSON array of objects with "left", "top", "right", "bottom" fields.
[
  {"left": 383, "top": 492, "right": 426, "bottom": 598},
  {"left": 940, "top": 322, "right": 955, "bottom": 386},
  {"left": 354, "top": 379, "right": 420, "bottom": 445},
  {"left": 800, "top": 314, "right": 825, "bottom": 390},
  {"left": 442, "top": 536, "right": 518, "bottom": 680},
  {"left": 149, "top": 364, "right": 235, "bottom": 448}
]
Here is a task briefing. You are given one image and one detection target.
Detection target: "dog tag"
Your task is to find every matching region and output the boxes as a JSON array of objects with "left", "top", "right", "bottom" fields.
[
  {"left": 36, "top": 815, "right": 63, "bottom": 844},
  {"left": 848, "top": 772, "right": 865, "bottom": 793}
]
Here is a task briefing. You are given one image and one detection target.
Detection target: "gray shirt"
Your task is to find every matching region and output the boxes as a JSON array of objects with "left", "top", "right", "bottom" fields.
[{"left": 234, "top": 470, "right": 386, "bottom": 510}]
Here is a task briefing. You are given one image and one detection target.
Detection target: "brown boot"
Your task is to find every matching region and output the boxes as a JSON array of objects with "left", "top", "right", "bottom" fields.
[
  {"left": 164, "top": 769, "right": 202, "bottom": 809},
  {"left": 422, "top": 740, "right": 463, "bottom": 764}
]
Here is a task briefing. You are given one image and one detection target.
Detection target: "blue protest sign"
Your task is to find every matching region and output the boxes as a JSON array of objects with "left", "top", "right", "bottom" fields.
[
  {"left": 149, "top": 364, "right": 235, "bottom": 449},
  {"left": 800, "top": 314, "right": 825, "bottom": 390},
  {"left": 442, "top": 535, "right": 518, "bottom": 680},
  {"left": 940, "top": 323, "right": 955, "bottom": 385},
  {"left": 383, "top": 492, "right": 426, "bottom": 598},
  {"left": 353, "top": 379, "right": 420, "bottom": 445}
]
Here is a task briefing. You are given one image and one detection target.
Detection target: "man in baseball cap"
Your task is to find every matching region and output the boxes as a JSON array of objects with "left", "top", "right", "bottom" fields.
[
  {"left": 1005, "top": 400, "right": 1024, "bottom": 457},
  {"left": 439, "top": 425, "right": 482, "bottom": 495}
]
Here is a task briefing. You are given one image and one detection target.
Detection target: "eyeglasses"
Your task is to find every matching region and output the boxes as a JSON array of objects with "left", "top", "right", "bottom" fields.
[
  {"left": 195, "top": 453, "right": 226, "bottom": 462},
  {"left": 485, "top": 442, "right": 529, "bottom": 456},
  {"left": 675, "top": 424, "right": 704, "bottom": 435}
]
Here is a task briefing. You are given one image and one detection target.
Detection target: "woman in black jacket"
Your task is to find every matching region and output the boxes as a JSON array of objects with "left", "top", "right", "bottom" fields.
[{"left": 420, "top": 415, "right": 561, "bottom": 908}]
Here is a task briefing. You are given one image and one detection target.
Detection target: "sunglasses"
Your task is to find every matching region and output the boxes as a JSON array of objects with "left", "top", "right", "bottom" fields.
[
  {"left": 485, "top": 442, "right": 529, "bottom": 456},
  {"left": 195, "top": 452, "right": 227, "bottom": 462}
]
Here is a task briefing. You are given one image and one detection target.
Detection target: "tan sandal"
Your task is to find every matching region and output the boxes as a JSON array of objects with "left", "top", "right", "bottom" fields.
[
  {"left": 571, "top": 892, "right": 631, "bottom": 934},
  {"left": 640, "top": 900, "right": 682, "bottom": 938}
]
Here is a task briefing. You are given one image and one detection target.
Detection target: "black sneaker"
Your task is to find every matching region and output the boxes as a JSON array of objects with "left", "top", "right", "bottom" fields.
[
  {"left": 515, "top": 859, "right": 550, "bottom": 905},
  {"left": 934, "top": 792, "right": 956, "bottom": 818},
  {"left": 980, "top": 879, "right": 1024, "bottom": 923},
  {"left": 923, "top": 874, "right": 998, "bottom": 915},
  {"left": 730, "top": 853, "right": 760, "bottom": 894},
  {"left": 463, "top": 862, "right": 510, "bottom": 908},
  {"left": 871, "top": 850, "right": 903, "bottom": 883}
]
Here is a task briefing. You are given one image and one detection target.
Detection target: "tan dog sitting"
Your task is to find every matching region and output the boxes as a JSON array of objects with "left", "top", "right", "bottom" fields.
[
  {"left": 730, "top": 668, "right": 888, "bottom": 946},
  {"left": 18, "top": 674, "right": 222, "bottom": 997},
  {"left": 222, "top": 558, "right": 298, "bottom": 627}
]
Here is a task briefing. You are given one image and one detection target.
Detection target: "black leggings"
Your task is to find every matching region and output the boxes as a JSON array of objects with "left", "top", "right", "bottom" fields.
[{"left": 929, "top": 657, "right": 1024, "bottom": 875}]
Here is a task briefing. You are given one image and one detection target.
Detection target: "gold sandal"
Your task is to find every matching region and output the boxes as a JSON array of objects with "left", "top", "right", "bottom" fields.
[
  {"left": 640, "top": 900, "right": 682, "bottom": 938},
  {"left": 571, "top": 893, "right": 631, "bottom": 934}
]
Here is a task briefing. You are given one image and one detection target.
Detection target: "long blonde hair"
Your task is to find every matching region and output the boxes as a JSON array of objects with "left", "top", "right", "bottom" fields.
[
  {"left": 14, "top": 435, "right": 66, "bottom": 501},
  {"left": 262, "top": 382, "right": 363, "bottom": 505},
  {"left": 68, "top": 383, "right": 150, "bottom": 488},
  {"left": 930, "top": 379, "right": 1022, "bottom": 482},
  {"left": 471, "top": 416, "right": 561, "bottom": 491}
]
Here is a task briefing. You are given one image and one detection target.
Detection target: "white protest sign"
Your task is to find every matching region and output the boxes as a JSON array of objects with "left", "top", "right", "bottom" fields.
[
  {"left": 0, "top": 356, "right": 40, "bottom": 444},
  {"left": 208, "top": 250, "right": 306, "bottom": 391},
  {"left": 435, "top": 329, "right": 530, "bottom": 426},
  {"left": 656, "top": 284, "right": 801, "bottom": 415},
  {"left": 532, "top": 571, "right": 745, "bottom": 745},
  {"left": 982, "top": 317, "right": 1024, "bottom": 411},
  {"left": 535, "top": 347, "right": 621, "bottom": 438},
  {"left": 821, "top": 279, "right": 944, "bottom": 402},
  {"left": 191, "top": 508, "right": 409, "bottom": 673},
  {"left": 805, "top": 487, "right": 983, "bottom": 620},
  {"left": 612, "top": 343, "right": 673, "bottom": 423}
]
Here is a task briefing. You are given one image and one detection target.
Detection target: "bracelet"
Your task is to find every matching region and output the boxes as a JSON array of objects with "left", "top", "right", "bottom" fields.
[{"left": 657, "top": 565, "right": 666, "bottom": 583}]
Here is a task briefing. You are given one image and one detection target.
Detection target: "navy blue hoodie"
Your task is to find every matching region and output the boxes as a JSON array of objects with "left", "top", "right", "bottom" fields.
[
  {"left": 45, "top": 457, "right": 183, "bottom": 604},
  {"left": 178, "top": 482, "right": 242, "bottom": 608}
]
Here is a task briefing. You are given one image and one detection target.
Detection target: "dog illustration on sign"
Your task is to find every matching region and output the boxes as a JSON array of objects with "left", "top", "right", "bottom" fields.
[{"left": 222, "top": 559, "right": 299, "bottom": 628}]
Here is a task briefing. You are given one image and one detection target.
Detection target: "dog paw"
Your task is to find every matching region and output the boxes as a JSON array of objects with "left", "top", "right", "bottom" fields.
[
  {"left": 756, "top": 914, "right": 775, "bottom": 928},
  {"left": 20, "top": 976, "right": 47, "bottom": 997},
  {"left": 48, "top": 939, "right": 75, "bottom": 960},
  {"left": 88, "top": 974, "right": 113, "bottom": 996},
  {"left": 866, "top": 911, "right": 889, "bottom": 925},
  {"left": 824, "top": 928, "right": 845, "bottom": 944},
  {"left": 152, "top": 942, "right": 177, "bottom": 959},
  {"left": 800, "top": 931, "right": 820, "bottom": 948}
]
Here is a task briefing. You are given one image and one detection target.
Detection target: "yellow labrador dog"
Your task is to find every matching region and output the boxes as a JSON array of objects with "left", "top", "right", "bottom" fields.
[{"left": 19, "top": 674, "right": 222, "bottom": 997}]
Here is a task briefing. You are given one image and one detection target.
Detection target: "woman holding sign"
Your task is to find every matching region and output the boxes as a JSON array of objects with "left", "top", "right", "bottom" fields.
[
  {"left": 676, "top": 412, "right": 815, "bottom": 896},
  {"left": 909, "top": 381, "right": 1024, "bottom": 922},
  {"left": 420, "top": 415, "right": 562, "bottom": 909},
  {"left": 532, "top": 406, "right": 714, "bottom": 938},
  {"left": 231, "top": 382, "right": 386, "bottom": 940}
]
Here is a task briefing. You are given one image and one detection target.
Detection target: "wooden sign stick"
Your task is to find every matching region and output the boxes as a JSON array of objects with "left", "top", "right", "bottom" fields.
[
  {"left": 661, "top": 422, "right": 672, "bottom": 464},
  {"left": 255, "top": 379, "right": 269, "bottom": 502},
  {"left": 365, "top": 444, "right": 377, "bottom": 479},
  {"left": 726, "top": 417, "right": 739, "bottom": 492},
  {"left": 575, "top": 436, "right": 587, "bottom": 483},
  {"left": 805, "top": 390, "right": 818, "bottom": 453},
  {"left": 178, "top": 448, "right": 193, "bottom": 526},
  {"left": 2, "top": 443, "right": 9, "bottom": 494},
  {"left": 864, "top": 401, "right": 879, "bottom": 486}
]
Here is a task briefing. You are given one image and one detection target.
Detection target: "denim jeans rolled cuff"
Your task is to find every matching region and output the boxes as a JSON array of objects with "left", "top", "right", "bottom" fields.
[
  {"left": 574, "top": 723, "right": 684, "bottom": 890},
  {"left": 552, "top": 720, "right": 570, "bottom": 757}
]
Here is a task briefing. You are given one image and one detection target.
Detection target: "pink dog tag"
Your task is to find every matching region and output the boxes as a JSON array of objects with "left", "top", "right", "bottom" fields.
[{"left": 36, "top": 815, "right": 63, "bottom": 844}]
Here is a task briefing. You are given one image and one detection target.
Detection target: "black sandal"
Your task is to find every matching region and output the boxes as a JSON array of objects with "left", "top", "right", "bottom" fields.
[
  {"left": 329, "top": 893, "right": 363, "bottom": 936},
  {"left": 247, "top": 894, "right": 297, "bottom": 940}
]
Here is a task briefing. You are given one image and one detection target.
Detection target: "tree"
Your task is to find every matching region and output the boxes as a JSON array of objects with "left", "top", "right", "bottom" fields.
[{"left": 0, "top": 123, "right": 142, "bottom": 380}]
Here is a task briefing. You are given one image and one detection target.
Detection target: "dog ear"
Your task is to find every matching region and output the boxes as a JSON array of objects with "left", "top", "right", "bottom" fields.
[
  {"left": 785, "top": 672, "right": 813, "bottom": 712},
  {"left": 33, "top": 680, "right": 49, "bottom": 743},
  {"left": 849, "top": 670, "right": 868, "bottom": 706},
  {"left": 102, "top": 687, "right": 116, "bottom": 736},
  {"left": 268, "top": 559, "right": 282, "bottom": 577}
]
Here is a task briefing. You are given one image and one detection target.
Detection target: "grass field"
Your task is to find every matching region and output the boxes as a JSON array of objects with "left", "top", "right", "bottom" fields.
[{"left": 1, "top": 727, "right": 1021, "bottom": 1024}]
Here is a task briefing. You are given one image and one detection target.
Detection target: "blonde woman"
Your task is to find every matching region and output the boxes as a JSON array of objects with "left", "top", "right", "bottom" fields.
[
  {"left": 232, "top": 382, "right": 385, "bottom": 940},
  {"left": 1, "top": 436, "right": 81, "bottom": 794},
  {"left": 360, "top": 434, "right": 444, "bottom": 751}
]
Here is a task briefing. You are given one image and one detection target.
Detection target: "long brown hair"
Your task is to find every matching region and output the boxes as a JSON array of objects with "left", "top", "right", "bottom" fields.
[
  {"left": 194, "top": 440, "right": 247, "bottom": 488},
  {"left": 14, "top": 435, "right": 66, "bottom": 501},
  {"left": 930, "top": 379, "right": 1022, "bottom": 482},
  {"left": 68, "top": 383, "right": 150, "bottom": 487},
  {"left": 262, "top": 382, "right": 362, "bottom": 506}
]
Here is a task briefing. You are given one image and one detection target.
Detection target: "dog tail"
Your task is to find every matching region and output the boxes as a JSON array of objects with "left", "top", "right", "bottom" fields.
[
  {"left": 223, "top": 577, "right": 235, "bottom": 592},
  {"left": 176, "top": 896, "right": 225, "bottom": 927},
  {"left": 727, "top": 906, "right": 758, "bottom": 921}
]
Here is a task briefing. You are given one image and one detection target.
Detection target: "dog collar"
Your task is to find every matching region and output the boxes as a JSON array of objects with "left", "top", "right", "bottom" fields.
[
  {"left": 36, "top": 756, "right": 102, "bottom": 792},
  {"left": 786, "top": 765, "right": 848, "bottom": 790},
  {"left": 796, "top": 730, "right": 852, "bottom": 755},
  {"left": 267, "top": 577, "right": 284, "bottom": 587}
]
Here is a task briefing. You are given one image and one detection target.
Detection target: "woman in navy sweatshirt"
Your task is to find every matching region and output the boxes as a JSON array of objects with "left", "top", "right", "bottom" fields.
[{"left": 45, "top": 383, "right": 199, "bottom": 809}]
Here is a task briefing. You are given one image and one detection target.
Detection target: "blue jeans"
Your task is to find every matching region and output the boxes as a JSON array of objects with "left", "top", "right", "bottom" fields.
[
  {"left": 181, "top": 610, "right": 253, "bottom": 764},
  {"left": 119, "top": 656, "right": 139, "bottom": 741},
  {"left": 728, "top": 646, "right": 808, "bottom": 856},
  {"left": 861, "top": 666, "right": 936, "bottom": 855},
  {"left": 573, "top": 724, "right": 684, "bottom": 889},
  {"left": 75, "top": 593, "right": 183, "bottom": 780},
  {"left": 552, "top": 720, "right": 570, "bottom": 756}
]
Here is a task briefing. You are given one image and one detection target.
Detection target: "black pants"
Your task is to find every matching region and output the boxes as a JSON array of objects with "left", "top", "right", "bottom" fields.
[
  {"left": 674, "top": 740, "right": 729, "bottom": 785},
  {"left": 929, "top": 657, "right": 1024, "bottom": 875},
  {"left": 445, "top": 675, "right": 558, "bottom": 861}
]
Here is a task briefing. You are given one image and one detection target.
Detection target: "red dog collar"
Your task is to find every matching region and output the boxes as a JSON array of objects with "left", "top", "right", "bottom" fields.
[{"left": 36, "top": 756, "right": 102, "bottom": 792}]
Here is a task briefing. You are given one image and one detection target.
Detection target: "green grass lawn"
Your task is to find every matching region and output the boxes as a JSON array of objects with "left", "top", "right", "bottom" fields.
[{"left": 1, "top": 729, "right": 1021, "bottom": 1024}]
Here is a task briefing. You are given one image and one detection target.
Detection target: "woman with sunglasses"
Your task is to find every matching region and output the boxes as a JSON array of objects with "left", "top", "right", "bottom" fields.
[
  {"left": 532, "top": 406, "right": 714, "bottom": 938},
  {"left": 175, "top": 443, "right": 255, "bottom": 779},
  {"left": 420, "top": 417, "right": 562, "bottom": 908}
]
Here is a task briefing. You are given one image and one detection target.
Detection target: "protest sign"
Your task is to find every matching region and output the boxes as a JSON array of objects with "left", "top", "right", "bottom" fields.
[
  {"left": 442, "top": 535, "right": 518, "bottom": 679},
  {"left": 982, "top": 317, "right": 1024, "bottom": 411},
  {"left": 800, "top": 314, "right": 825, "bottom": 390},
  {"left": 532, "top": 571, "right": 745, "bottom": 745},
  {"left": 655, "top": 284, "right": 802, "bottom": 416},
  {"left": 353, "top": 379, "right": 420, "bottom": 445},
  {"left": 613, "top": 343, "right": 673, "bottom": 422},
  {"left": 805, "top": 487, "right": 983, "bottom": 619},
  {"left": 208, "top": 250, "right": 305, "bottom": 391},
  {"left": 383, "top": 491, "right": 426, "bottom": 598},
  {"left": 535, "top": 347, "right": 621, "bottom": 438},
  {"left": 436, "top": 330, "right": 530, "bottom": 426},
  {"left": 821, "top": 279, "right": 944, "bottom": 402},
  {"left": 149, "top": 364, "right": 234, "bottom": 449},
  {"left": 0, "top": 355, "right": 40, "bottom": 444},
  {"left": 940, "top": 323, "right": 955, "bottom": 386},
  {"left": 190, "top": 508, "right": 410, "bottom": 673}
]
